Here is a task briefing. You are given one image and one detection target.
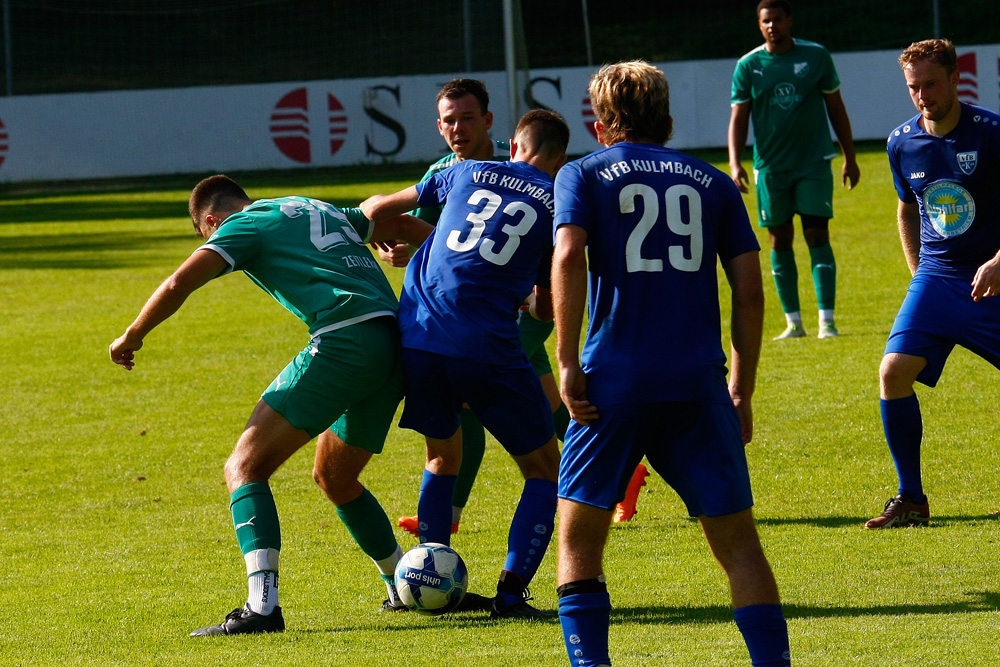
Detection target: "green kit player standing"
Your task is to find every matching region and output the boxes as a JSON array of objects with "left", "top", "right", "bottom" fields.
[
  {"left": 110, "top": 175, "right": 431, "bottom": 634},
  {"left": 728, "top": 0, "right": 860, "bottom": 340}
]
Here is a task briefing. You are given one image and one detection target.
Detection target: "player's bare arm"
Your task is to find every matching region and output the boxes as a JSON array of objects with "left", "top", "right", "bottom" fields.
[
  {"left": 823, "top": 90, "right": 860, "bottom": 189},
  {"left": 971, "top": 250, "right": 1000, "bottom": 301},
  {"left": 897, "top": 200, "right": 921, "bottom": 276},
  {"left": 529, "top": 285, "right": 553, "bottom": 322},
  {"left": 109, "top": 249, "right": 228, "bottom": 370},
  {"left": 360, "top": 186, "right": 420, "bottom": 223},
  {"left": 368, "top": 212, "right": 433, "bottom": 249},
  {"left": 723, "top": 250, "right": 764, "bottom": 444},
  {"left": 362, "top": 187, "right": 423, "bottom": 266},
  {"left": 552, "top": 224, "right": 598, "bottom": 425},
  {"left": 727, "top": 102, "right": 752, "bottom": 193}
]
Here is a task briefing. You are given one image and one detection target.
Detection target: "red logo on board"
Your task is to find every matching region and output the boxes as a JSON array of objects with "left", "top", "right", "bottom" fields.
[
  {"left": 0, "top": 115, "right": 8, "bottom": 170},
  {"left": 582, "top": 96, "right": 599, "bottom": 143},
  {"left": 270, "top": 88, "right": 348, "bottom": 164},
  {"left": 957, "top": 52, "right": 979, "bottom": 104}
]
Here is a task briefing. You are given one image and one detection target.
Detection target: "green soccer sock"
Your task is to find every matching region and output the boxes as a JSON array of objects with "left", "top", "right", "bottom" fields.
[
  {"left": 809, "top": 242, "right": 837, "bottom": 311},
  {"left": 452, "top": 407, "right": 486, "bottom": 510},
  {"left": 230, "top": 482, "right": 281, "bottom": 574},
  {"left": 336, "top": 487, "right": 399, "bottom": 563},
  {"left": 770, "top": 249, "right": 800, "bottom": 314}
]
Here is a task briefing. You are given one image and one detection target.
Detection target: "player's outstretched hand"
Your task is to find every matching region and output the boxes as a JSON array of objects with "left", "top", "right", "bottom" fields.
[
  {"left": 109, "top": 332, "right": 142, "bottom": 370},
  {"left": 971, "top": 255, "right": 1000, "bottom": 301}
]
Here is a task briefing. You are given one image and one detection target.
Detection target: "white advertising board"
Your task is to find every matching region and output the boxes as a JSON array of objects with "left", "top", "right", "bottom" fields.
[{"left": 0, "top": 45, "right": 997, "bottom": 183}]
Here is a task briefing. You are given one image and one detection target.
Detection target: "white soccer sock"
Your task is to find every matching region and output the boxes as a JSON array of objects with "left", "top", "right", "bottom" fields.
[
  {"left": 247, "top": 571, "right": 279, "bottom": 615},
  {"left": 785, "top": 311, "right": 803, "bottom": 326},
  {"left": 451, "top": 505, "right": 464, "bottom": 524},
  {"left": 819, "top": 309, "right": 834, "bottom": 326},
  {"left": 372, "top": 544, "right": 403, "bottom": 578}
]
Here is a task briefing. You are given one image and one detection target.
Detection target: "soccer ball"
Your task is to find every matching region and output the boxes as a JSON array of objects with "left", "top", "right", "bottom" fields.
[{"left": 394, "top": 542, "right": 468, "bottom": 615}]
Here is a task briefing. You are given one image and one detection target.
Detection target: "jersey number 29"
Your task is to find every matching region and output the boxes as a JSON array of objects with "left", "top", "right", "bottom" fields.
[{"left": 621, "top": 183, "right": 702, "bottom": 273}]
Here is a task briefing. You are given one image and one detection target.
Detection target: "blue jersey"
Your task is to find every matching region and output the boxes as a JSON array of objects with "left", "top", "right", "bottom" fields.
[
  {"left": 888, "top": 103, "right": 1000, "bottom": 279},
  {"left": 400, "top": 159, "right": 555, "bottom": 363},
  {"left": 553, "top": 142, "right": 760, "bottom": 409}
]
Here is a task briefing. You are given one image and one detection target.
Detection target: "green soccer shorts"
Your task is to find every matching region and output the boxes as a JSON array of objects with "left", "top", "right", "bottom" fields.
[
  {"left": 518, "top": 314, "right": 555, "bottom": 376},
  {"left": 261, "top": 315, "right": 403, "bottom": 452},
  {"left": 754, "top": 159, "right": 834, "bottom": 227}
]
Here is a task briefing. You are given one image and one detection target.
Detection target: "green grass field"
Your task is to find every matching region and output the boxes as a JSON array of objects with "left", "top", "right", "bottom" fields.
[{"left": 2, "top": 145, "right": 998, "bottom": 666}]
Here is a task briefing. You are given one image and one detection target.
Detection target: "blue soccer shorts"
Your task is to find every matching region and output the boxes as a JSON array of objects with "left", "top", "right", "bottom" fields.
[
  {"left": 885, "top": 271, "right": 1000, "bottom": 387},
  {"left": 399, "top": 348, "right": 555, "bottom": 455},
  {"left": 558, "top": 399, "right": 753, "bottom": 517}
]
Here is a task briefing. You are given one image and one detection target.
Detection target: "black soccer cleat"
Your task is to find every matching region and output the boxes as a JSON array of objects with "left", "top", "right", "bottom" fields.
[
  {"left": 453, "top": 591, "right": 494, "bottom": 613},
  {"left": 190, "top": 604, "right": 285, "bottom": 636},
  {"left": 490, "top": 592, "right": 554, "bottom": 620},
  {"left": 379, "top": 598, "right": 410, "bottom": 612}
]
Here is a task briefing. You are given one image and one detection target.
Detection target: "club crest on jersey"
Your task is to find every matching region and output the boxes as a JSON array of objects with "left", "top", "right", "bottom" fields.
[
  {"left": 957, "top": 151, "right": 978, "bottom": 175},
  {"left": 794, "top": 62, "right": 809, "bottom": 77},
  {"left": 923, "top": 181, "right": 975, "bottom": 238}
]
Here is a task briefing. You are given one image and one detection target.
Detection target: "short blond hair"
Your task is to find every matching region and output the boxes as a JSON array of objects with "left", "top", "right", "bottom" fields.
[
  {"left": 588, "top": 60, "right": 672, "bottom": 146},
  {"left": 899, "top": 39, "right": 957, "bottom": 74}
]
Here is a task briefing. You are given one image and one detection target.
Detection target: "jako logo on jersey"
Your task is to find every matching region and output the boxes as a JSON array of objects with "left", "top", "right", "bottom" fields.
[
  {"left": 793, "top": 62, "right": 809, "bottom": 77},
  {"left": 924, "top": 181, "right": 976, "bottom": 238},
  {"left": 910, "top": 172, "right": 926, "bottom": 179},
  {"left": 0, "top": 115, "right": 8, "bottom": 171},
  {"left": 582, "top": 96, "right": 599, "bottom": 143},
  {"left": 957, "top": 52, "right": 978, "bottom": 104},
  {"left": 270, "top": 88, "right": 348, "bottom": 164},
  {"left": 957, "top": 151, "right": 978, "bottom": 175}
]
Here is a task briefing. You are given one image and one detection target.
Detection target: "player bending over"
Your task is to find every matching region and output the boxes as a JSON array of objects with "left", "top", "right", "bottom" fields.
[
  {"left": 553, "top": 61, "right": 791, "bottom": 666},
  {"left": 110, "top": 175, "right": 431, "bottom": 634},
  {"left": 362, "top": 110, "right": 569, "bottom": 619}
]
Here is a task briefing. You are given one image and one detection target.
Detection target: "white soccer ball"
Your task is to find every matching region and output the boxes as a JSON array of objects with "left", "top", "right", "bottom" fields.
[{"left": 394, "top": 542, "right": 468, "bottom": 615}]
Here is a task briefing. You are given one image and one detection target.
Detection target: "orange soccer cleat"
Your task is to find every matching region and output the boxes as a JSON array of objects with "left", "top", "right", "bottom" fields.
[
  {"left": 612, "top": 464, "right": 650, "bottom": 523},
  {"left": 396, "top": 514, "right": 460, "bottom": 538}
]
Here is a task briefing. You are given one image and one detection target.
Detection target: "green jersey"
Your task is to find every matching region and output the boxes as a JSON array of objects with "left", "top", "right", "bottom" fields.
[
  {"left": 731, "top": 39, "right": 840, "bottom": 172},
  {"left": 411, "top": 138, "right": 510, "bottom": 224},
  {"left": 202, "top": 196, "right": 398, "bottom": 335}
]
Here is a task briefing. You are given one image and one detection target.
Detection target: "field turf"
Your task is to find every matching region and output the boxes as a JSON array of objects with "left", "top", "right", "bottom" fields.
[{"left": 2, "top": 145, "right": 998, "bottom": 666}]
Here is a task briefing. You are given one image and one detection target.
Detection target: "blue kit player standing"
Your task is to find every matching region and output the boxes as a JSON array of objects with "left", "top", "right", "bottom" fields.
[
  {"left": 382, "top": 79, "right": 580, "bottom": 539},
  {"left": 110, "top": 175, "right": 432, "bottom": 634},
  {"left": 867, "top": 39, "right": 1000, "bottom": 529},
  {"left": 362, "top": 110, "right": 570, "bottom": 619},
  {"left": 553, "top": 61, "right": 791, "bottom": 666}
]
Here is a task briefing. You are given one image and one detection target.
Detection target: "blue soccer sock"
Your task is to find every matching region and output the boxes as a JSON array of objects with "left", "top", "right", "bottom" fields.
[
  {"left": 558, "top": 581, "right": 612, "bottom": 667},
  {"left": 417, "top": 469, "right": 457, "bottom": 545},
  {"left": 734, "top": 604, "right": 791, "bottom": 666},
  {"left": 881, "top": 394, "right": 925, "bottom": 502},
  {"left": 498, "top": 478, "right": 557, "bottom": 604}
]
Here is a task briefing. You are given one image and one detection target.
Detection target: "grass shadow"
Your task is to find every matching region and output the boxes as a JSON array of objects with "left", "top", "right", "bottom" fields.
[
  {"left": 612, "top": 589, "right": 1000, "bottom": 625},
  {"left": 755, "top": 514, "right": 999, "bottom": 529}
]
